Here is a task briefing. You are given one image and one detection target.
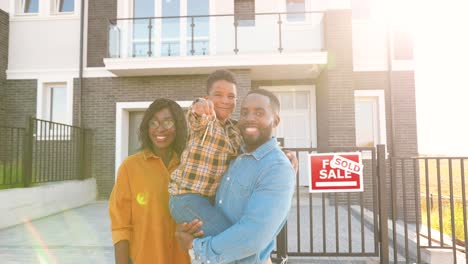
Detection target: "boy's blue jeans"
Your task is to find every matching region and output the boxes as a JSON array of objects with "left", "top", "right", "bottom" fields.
[{"left": 169, "top": 193, "right": 232, "bottom": 237}]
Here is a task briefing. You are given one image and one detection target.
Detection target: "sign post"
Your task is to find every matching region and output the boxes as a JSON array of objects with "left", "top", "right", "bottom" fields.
[{"left": 308, "top": 152, "right": 364, "bottom": 193}]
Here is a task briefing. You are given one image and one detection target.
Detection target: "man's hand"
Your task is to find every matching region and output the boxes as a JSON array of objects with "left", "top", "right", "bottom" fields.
[
  {"left": 284, "top": 150, "right": 299, "bottom": 174},
  {"left": 175, "top": 219, "right": 204, "bottom": 250},
  {"left": 192, "top": 98, "right": 216, "bottom": 118}
]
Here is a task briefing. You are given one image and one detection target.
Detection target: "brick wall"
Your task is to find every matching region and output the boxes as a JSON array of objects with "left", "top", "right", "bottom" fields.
[
  {"left": 79, "top": 70, "right": 251, "bottom": 198},
  {"left": 0, "top": 10, "right": 9, "bottom": 124},
  {"left": 353, "top": 71, "right": 418, "bottom": 221},
  {"left": 235, "top": 0, "right": 255, "bottom": 26},
  {"left": 353, "top": 71, "right": 417, "bottom": 157},
  {"left": 3, "top": 80, "right": 37, "bottom": 128},
  {"left": 318, "top": 10, "right": 355, "bottom": 148},
  {"left": 87, "top": 0, "right": 117, "bottom": 67}
]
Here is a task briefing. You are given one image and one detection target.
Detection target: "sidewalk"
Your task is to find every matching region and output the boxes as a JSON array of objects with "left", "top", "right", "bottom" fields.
[{"left": 0, "top": 201, "right": 114, "bottom": 264}]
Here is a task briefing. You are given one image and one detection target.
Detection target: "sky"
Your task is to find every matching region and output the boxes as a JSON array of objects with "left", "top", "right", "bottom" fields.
[{"left": 411, "top": 0, "right": 468, "bottom": 155}]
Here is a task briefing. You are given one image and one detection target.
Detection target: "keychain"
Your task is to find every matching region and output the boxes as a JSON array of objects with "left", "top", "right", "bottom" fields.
[{"left": 201, "top": 111, "right": 216, "bottom": 145}]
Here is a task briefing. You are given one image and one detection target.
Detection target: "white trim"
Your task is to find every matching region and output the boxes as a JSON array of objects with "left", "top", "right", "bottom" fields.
[
  {"left": 7, "top": 68, "right": 79, "bottom": 79},
  {"left": 10, "top": 14, "right": 80, "bottom": 21},
  {"left": 259, "top": 85, "right": 318, "bottom": 148},
  {"left": 83, "top": 67, "right": 117, "bottom": 78},
  {"left": 104, "top": 52, "right": 327, "bottom": 75},
  {"left": 115, "top": 100, "right": 192, "bottom": 178},
  {"left": 354, "top": 90, "right": 387, "bottom": 157},
  {"left": 6, "top": 67, "right": 118, "bottom": 79}
]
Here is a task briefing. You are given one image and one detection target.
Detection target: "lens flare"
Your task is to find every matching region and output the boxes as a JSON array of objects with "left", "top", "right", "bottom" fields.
[
  {"left": 136, "top": 192, "right": 149, "bottom": 206},
  {"left": 23, "top": 218, "right": 58, "bottom": 264}
]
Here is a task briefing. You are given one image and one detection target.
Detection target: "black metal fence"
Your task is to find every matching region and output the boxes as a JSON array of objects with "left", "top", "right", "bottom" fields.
[
  {"left": 273, "top": 146, "right": 380, "bottom": 262},
  {"left": 384, "top": 156, "right": 468, "bottom": 264},
  {"left": 0, "top": 126, "right": 25, "bottom": 188},
  {"left": 0, "top": 117, "right": 93, "bottom": 189},
  {"left": 272, "top": 145, "right": 467, "bottom": 264}
]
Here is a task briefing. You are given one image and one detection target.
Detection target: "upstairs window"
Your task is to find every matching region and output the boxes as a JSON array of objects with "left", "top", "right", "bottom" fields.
[
  {"left": 16, "top": 0, "right": 39, "bottom": 14},
  {"left": 54, "top": 0, "right": 75, "bottom": 13},
  {"left": 286, "top": 0, "right": 305, "bottom": 22}
]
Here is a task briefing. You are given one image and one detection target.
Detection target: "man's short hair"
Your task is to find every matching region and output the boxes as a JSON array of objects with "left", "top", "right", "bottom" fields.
[
  {"left": 247, "top": 89, "right": 280, "bottom": 114},
  {"left": 206, "top": 69, "right": 237, "bottom": 94}
]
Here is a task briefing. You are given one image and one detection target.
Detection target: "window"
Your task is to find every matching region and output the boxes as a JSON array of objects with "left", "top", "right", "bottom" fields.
[
  {"left": 16, "top": 0, "right": 39, "bottom": 14},
  {"left": 45, "top": 85, "right": 68, "bottom": 124},
  {"left": 286, "top": 0, "right": 305, "bottom": 22},
  {"left": 53, "top": 0, "right": 75, "bottom": 13},
  {"left": 354, "top": 90, "right": 387, "bottom": 148},
  {"left": 186, "top": 0, "right": 210, "bottom": 55},
  {"left": 132, "top": 0, "right": 155, "bottom": 57}
]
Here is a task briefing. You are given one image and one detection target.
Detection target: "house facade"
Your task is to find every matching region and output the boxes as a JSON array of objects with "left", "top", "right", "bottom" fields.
[{"left": 1, "top": 0, "right": 417, "bottom": 198}]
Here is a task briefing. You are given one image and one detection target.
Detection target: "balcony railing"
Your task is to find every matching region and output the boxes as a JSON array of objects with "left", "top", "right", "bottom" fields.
[{"left": 107, "top": 11, "right": 324, "bottom": 59}]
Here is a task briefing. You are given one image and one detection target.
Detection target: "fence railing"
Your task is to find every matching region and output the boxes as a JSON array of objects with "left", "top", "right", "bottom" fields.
[
  {"left": 0, "top": 117, "right": 93, "bottom": 189},
  {"left": 268, "top": 145, "right": 467, "bottom": 264},
  {"left": 107, "top": 11, "right": 325, "bottom": 59},
  {"left": 272, "top": 146, "right": 379, "bottom": 262},
  {"left": 384, "top": 156, "right": 467, "bottom": 264},
  {"left": 0, "top": 126, "right": 25, "bottom": 188}
]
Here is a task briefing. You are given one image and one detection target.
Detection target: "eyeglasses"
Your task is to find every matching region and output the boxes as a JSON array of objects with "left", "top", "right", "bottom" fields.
[
  {"left": 149, "top": 119, "right": 175, "bottom": 130},
  {"left": 210, "top": 94, "right": 237, "bottom": 101}
]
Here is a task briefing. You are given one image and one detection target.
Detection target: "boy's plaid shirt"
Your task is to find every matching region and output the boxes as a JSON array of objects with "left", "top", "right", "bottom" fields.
[{"left": 168, "top": 110, "right": 243, "bottom": 198}]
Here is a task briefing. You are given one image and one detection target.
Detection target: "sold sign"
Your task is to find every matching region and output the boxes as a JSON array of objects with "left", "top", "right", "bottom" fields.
[{"left": 308, "top": 152, "right": 364, "bottom": 193}]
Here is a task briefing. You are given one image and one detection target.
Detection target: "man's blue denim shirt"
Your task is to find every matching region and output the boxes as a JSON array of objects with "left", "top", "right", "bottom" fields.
[{"left": 192, "top": 137, "right": 296, "bottom": 263}]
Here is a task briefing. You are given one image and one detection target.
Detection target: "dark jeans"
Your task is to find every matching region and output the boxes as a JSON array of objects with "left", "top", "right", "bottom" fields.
[{"left": 169, "top": 193, "right": 232, "bottom": 237}]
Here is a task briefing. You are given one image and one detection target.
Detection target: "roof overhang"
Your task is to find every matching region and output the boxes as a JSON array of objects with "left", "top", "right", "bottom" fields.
[{"left": 104, "top": 52, "right": 327, "bottom": 80}]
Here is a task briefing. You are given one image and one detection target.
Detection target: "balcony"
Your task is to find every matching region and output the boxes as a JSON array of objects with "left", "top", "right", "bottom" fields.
[{"left": 104, "top": 12, "right": 327, "bottom": 79}]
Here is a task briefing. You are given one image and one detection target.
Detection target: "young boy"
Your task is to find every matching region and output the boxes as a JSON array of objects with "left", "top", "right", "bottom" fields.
[{"left": 168, "top": 69, "right": 242, "bottom": 236}]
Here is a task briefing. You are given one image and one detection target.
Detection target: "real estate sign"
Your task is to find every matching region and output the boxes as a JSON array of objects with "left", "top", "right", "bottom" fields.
[{"left": 308, "top": 152, "right": 364, "bottom": 193}]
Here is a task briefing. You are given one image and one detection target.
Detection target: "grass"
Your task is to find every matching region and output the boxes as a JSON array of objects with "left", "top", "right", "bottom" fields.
[
  {"left": 418, "top": 158, "right": 468, "bottom": 242},
  {"left": 0, "top": 161, "right": 24, "bottom": 189},
  {"left": 421, "top": 198, "right": 466, "bottom": 243}
]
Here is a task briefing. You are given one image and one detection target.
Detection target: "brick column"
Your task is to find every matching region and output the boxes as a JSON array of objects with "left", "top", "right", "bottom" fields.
[
  {"left": 390, "top": 71, "right": 418, "bottom": 156},
  {"left": 87, "top": 0, "right": 117, "bottom": 67},
  {"left": 0, "top": 10, "right": 9, "bottom": 124},
  {"left": 316, "top": 10, "right": 355, "bottom": 149}
]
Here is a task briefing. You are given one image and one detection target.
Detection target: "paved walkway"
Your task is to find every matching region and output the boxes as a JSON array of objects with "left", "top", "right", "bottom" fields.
[
  {"left": 0, "top": 200, "right": 384, "bottom": 264},
  {"left": 0, "top": 201, "right": 114, "bottom": 264},
  {"left": 0, "top": 197, "right": 436, "bottom": 264}
]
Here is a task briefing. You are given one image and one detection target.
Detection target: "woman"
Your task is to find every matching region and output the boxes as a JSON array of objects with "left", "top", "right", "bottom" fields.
[{"left": 109, "top": 98, "right": 190, "bottom": 264}]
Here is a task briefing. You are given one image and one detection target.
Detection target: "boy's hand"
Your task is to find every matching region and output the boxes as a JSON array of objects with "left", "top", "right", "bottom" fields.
[
  {"left": 175, "top": 219, "right": 204, "bottom": 250},
  {"left": 284, "top": 150, "right": 299, "bottom": 174},
  {"left": 192, "top": 98, "right": 216, "bottom": 118}
]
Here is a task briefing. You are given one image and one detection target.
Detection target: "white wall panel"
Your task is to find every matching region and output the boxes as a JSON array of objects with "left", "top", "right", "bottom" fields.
[{"left": 8, "top": 18, "right": 80, "bottom": 71}]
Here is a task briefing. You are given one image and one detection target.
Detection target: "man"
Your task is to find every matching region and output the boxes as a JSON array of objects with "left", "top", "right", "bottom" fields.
[{"left": 177, "top": 89, "right": 296, "bottom": 264}]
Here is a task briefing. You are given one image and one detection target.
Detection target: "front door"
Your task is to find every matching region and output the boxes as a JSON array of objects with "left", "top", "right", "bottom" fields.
[
  {"left": 128, "top": 111, "right": 145, "bottom": 156},
  {"left": 263, "top": 86, "right": 317, "bottom": 186}
]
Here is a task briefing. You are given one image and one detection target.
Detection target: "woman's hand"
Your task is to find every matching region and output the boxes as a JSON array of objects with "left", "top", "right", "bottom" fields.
[
  {"left": 175, "top": 219, "right": 204, "bottom": 250},
  {"left": 114, "top": 240, "right": 130, "bottom": 264}
]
